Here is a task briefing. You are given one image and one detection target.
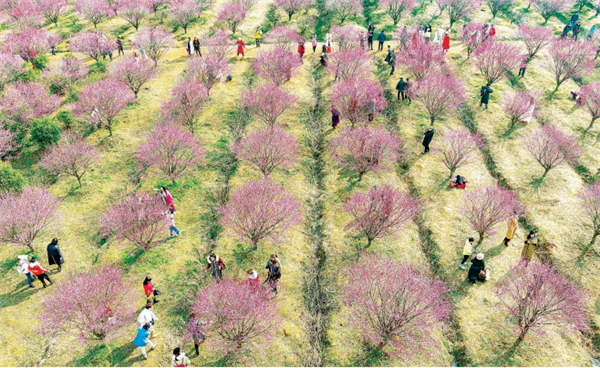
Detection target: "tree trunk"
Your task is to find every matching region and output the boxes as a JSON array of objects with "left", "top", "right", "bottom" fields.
[
  {"left": 27, "top": 243, "right": 34, "bottom": 252},
  {"left": 288, "top": 12, "right": 293, "bottom": 21},
  {"left": 107, "top": 124, "right": 113, "bottom": 137},
  {"left": 76, "top": 174, "right": 82, "bottom": 188},
  {"left": 584, "top": 117, "right": 597, "bottom": 137},
  {"left": 358, "top": 171, "right": 364, "bottom": 182},
  {"left": 476, "top": 232, "right": 484, "bottom": 249},
  {"left": 366, "top": 237, "right": 373, "bottom": 249},
  {"left": 581, "top": 230, "right": 599, "bottom": 258},
  {"left": 540, "top": 167, "right": 550, "bottom": 182}
]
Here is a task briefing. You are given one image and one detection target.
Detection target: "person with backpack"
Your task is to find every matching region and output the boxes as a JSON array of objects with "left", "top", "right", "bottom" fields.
[
  {"left": 133, "top": 323, "right": 156, "bottom": 360},
  {"left": 264, "top": 255, "right": 281, "bottom": 296},
  {"left": 377, "top": 30, "right": 386, "bottom": 52},
  {"left": 17, "top": 255, "right": 34, "bottom": 288},
  {"left": 504, "top": 214, "right": 519, "bottom": 246},
  {"left": 206, "top": 254, "right": 224, "bottom": 280},
  {"left": 459, "top": 237, "right": 474, "bottom": 270},
  {"left": 421, "top": 126, "right": 434, "bottom": 154},
  {"left": 188, "top": 313, "right": 207, "bottom": 355},
  {"left": 143, "top": 276, "right": 161, "bottom": 305},
  {"left": 46, "top": 238, "right": 64, "bottom": 272},
  {"left": 468, "top": 253, "right": 486, "bottom": 284},
  {"left": 171, "top": 347, "right": 191, "bottom": 367},
  {"left": 479, "top": 83, "right": 493, "bottom": 109},
  {"left": 521, "top": 230, "right": 537, "bottom": 265},
  {"left": 28, "top": 256, "right": 54, "bottom": 288}
]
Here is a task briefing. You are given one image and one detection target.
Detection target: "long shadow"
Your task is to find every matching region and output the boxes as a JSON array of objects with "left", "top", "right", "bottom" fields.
[
  {"left": 0, "top": 282, "right": 43, "bottom": 310},
  {"left": 349, "top": 341, "right": 389, "bottom": 367}
]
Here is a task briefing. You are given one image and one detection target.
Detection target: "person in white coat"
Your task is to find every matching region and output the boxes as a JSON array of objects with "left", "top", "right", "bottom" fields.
[
  {"left": 433, "top": 28, "right": 444, "bottom": 44},
  {"left": 187, "top": 37, "right": 193, "bottom": 56},
  {"left": 138, "top": 305, "right": 158, "bottom": 339},
  {"left": 17, "top": 255, "right": 34, "bottom": 288}
]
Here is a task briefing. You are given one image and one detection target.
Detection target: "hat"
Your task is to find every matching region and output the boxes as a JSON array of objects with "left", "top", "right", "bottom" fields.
[
  {"left": 30, "top": 255, "right": 38, "bottom": 262},
  {"left": 476, "top": 253, "right": 484, "bottom": 260}
]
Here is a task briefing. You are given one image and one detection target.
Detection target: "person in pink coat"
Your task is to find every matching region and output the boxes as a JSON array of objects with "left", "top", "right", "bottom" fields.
[
  {"left": 442, "top": 33, "right": 450, "bottom": 53},
  {"left": 236, "top": 38, "right": 245, "bottom": 57}
]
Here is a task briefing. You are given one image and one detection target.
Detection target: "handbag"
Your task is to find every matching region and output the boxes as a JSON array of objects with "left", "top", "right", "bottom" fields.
[{"left": 153, "top": 289, "right": 161, "bottom": 296}]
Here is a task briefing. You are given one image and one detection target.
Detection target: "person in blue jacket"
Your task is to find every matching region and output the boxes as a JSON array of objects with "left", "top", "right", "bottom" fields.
[
  {"left": 134, "top": 323, "right": 156, "bottom": 360},
  {"left": 377, "top": 30, "right": 386, "bottom": 51}
]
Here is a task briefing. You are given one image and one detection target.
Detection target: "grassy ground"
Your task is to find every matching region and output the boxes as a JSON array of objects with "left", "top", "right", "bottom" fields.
[{"left": 1, "top": 0, "right": 600, "bottom": 366}]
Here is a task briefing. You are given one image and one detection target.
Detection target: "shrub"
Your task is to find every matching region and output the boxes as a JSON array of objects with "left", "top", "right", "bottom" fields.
[{"left": 30, "top": 118, "right": 61, "bottom": 148}]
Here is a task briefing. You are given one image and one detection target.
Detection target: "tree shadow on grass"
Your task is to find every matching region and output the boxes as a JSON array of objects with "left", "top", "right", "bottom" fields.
[
  {"left": 486, "top": 242, "right": 508, "bottom": 259},
  {"left": 349, "top": 341, "right": 389, "bottom": 367},
  {"left": 70, "top": 343, "right": 137, "bottom": 367},
  {"left": 0, "top": 282, "right": 43, "bottom": 310}
]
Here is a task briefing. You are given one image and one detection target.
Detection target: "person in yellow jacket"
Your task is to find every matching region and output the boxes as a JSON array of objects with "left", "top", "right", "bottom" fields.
[
  {"left": 503, "top": 214, "right": 519, "bottom": 246},
  {"left": 254, "top": 27, "right": 262, "bottom": 48},
  {"left": 521, "top": 230, "right": 537, "bottom": 264},
  {"left": 459, "top": 237, "right": 474, "bottom": 270}
]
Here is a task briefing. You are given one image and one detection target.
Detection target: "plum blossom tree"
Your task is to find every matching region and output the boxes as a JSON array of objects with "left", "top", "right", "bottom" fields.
[
  {"left": 253, "top": 47, "right": 302, "bottom": 85},
  {"left": 579, "top": 82, "right": 600, "bottom": 139},
  {"left": 232, "top": 125, "right": 298, "bottom": 176},
  {"left": 0, "top": 128, "right": 19, "bottom": 160},
  {"left": 202, "top": 29, "right": 235, "bottom": 60},
  {"left": 0, "top": 187, "right": 61, "bottom": 251},
  {"left": 108, "top": 55, "right": 157, "bottom": 97},
  {"left": 220, "top": 178, "right": 302, "bottom": 249},
  {"left": 437, "top": 0, "right": 481, "bottom": 27},
  {"left": 473, "top": 40, "right": 522, "bottom": 85},
  {"left": 461, "top": 186, "right": 525, "bottom": 248},
  {"left": 232, "top": 0, "right": 259, "bottom": 10},
  {"left": 1, "top": 0, "right": 43, "bottom": 27},
  {"left": 438, "top": 130, "right": 484, "bottom": 178},
  {"left": 75, "top": 0, "right": 112, "bottom": 28},
  {"left": 515, "top": 23, "right": 552, "bottom": 59},
  {"left": 161, "top": 82, "right": 210, "bottom": 134},
  {"left": 118, "top": 0, "right": 152, "bottom": 30},
  {"left": 38, "top": 0, "right": 69, "bottom": 25},
  {"left": 187, "top": 55, "right": 232, "bottom": 92},
  {"left": 275, "top": 0, "right": 314, "bottom": 21},
  {"left": 545, "top": 38, "right": 595, "bottom": 96},
  {"left": 579, "top": 183, "right": 600, "bottom": 259},
  {"left": 0, "top": 81, "right": 60, "bottom": 127},
  {"left": 325, "top": 0, "right": 362, "bottom": 24},
  {"left": 343, "top": 255, "right": 451, "bottom": 357},
  {"left": 574, "top": 0, "right": 591, "bottom": 11},
  {"left": 169, "top": 0, "right": 201, "bottom": 33},
  {"left": 73, "top": 79, "right": 136, "bottom": 136},
  {"left": 47, "top": 55, "right": 89, "bottom": 94},
  {"left": 531, "top": 0, "right": 572, "bottom": 24},
  {"left": 0, "top": 53, "right": 26, "bottom": 90},
  {"left": 525, "top": 124, "right": 581, "bottom": 182},
  {"left": 409, "top": 71, "right": 465, "bottom": 125},
  {"left": 503, "top": 91, "right": 537, "bottom": 129},
  {"left": 39, "top": 266, "right": 137, "bottom": 343},
  {"left": 242, "top": 83, "right": 297, "bottom": 126},
  {"left": 486, "top": 0, "right": 514, "bottom": 18},
  {"left": 265, "top": 26, "right": 302, "bottom": 51},
  {"left": 100, "top": 192, "right": 168, "bottom": 252},
  {"left": 136, "top": 124, "right": 205, "bottom": 183},
  {"left": 326, "top": 48, "right": 371, "bottom": 81},
  {"left": 459, "top": 23, "right": 487, "bottom": 60},
  {"left": 189, "top": 280, "right": 280, "bottom": 357},
  {"left": 4, "top": 28, "right": 60, "bottom": 62},
  {"left": 330, "top": 79, "right": 386, "bottom": 128},
  {"left": 70, "top": 30, "right": 116, "bottom": 62},
  {"left": 133, "top": 26, "right": 174, "bottom": 66},
  {"left": 494, "top": 262, "right": 588, "bottom": 351},
  {"left": 330, "top": 24, "right": 364, "bottom": 51},
  {"left": 396, "top": 40, "right": 445, "bottom": 81},
  {"left": 344, "top": 186, "right": 418, "bottom": 248},
  {"left": 40, "top": 133, "right": 100, "bottom": 188},
  {"left": 379, "top": 0, "right": 415, "bottom": 25},
  {"left": 217, "top": 2, "right": 247, "bottom": 34},
  {"left": 330, "top": 126, "right": 402, "bottom": 181},
  {"left": 151, "top": 0, "right": 168, "bottom": 11}
]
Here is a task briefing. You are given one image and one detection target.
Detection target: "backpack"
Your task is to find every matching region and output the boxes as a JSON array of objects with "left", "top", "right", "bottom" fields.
[{"left": 480, "top": 86, "right": 486, "bottom": 96}]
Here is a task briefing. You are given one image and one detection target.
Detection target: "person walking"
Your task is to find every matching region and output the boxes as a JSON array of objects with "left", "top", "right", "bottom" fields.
[
  {"left": 28, "top": 256, "right": 54, "bottom": 288},
  {"left": 518, "top": 56, "right": 530, "bottom": 77},
  {"left": 166, "top": 208, "right": 179, "bottom": 237},
  {"left": 188, "top": 313, "right": 207, "bottom": 355},
  {"left": 133, "top": 323, "right": 156, "bottom": 360},
  {"left": 521, "top": 230, "right": 537, "bottom": 265},
  {"left": 331, "top": 105, "right": 340, "bottom": 130},
  {"left": 193, "top": 37, "right": 201, "bottom": 56},
  {"left": 359, "top": 31, "right": 365, "bottom": 50},
  {"left": 377, "top": 30, "right": 386, "bottom": 52},
  {"left": 186, "top": 37, "right": 193, "bottom": 56},
  {"left": 246, "top": 269, "right": 260, "bottom": 291},
  {"left": 46, "top": 238, "right": 64, "bottom": 272},
  {"left": 504, "top": 215, "right": 519, "bottom": 246},
  {"left": 424, "top": 24, "right": 432, "bottom": 41},
  {"left": 468, "top": 253, "right": 486, "bottom": 284},
  {"left": 236, "top": 37, "right": 245, "bottom": 57},
  {"left": 321, "top": 42, "right": 327, "bottom": 54},
  {"left": 254, "top": 27, "right": 262, "bottom": 47},
  {"left": 489, "top": 24, "right": 496, "bottom": 38},
  {"left": 571, "top": 11, "right": 579, "bottom": 26},
  {"left": 117, "top": 38, "right": 124, "bottom": 56},
  {"left": 171, "top": 347, "right": 191, "bottom": 367},
  {"left": 206, "top": 254, "right": 224, "bottom": 280},
  {"left": 405, "top": 78, "right": 412, "bottom": 104},
  {"left": 588, "top": 25, "right": 596, "bottom": 40},
  {"left": 421, "top": 126, "right": 434, "bottom": 154},
  {"left": 388, "top": 47, "right": 396, "bottom": 75},
  {"left": 311, "top": 34, "right": 317, "bottom": 53},
  {"left": 138, "top": 304, "right": 158, "bottom": 339},
  {"left": 442, "top": 32, "right": 450, "bottom": 54},
  {"left": 433, "top": 28, "right": 443, "bottom": 44},
  {"left": 562, "top": 23, "right": 572, "bottom": 38},
  {"left": 51, "top": 45, "right": 56, "bottom": 56},
  {"left": 396, "top": 77, "right": 407, "bottom": 100},
  {"left": 320, "top": 53, "right": 328, "bottom": 67},
  {"left": 326, "top": 32, "right": 332, "bottom": 52},
  {"left": 367, "top": 24, "right": 375, "bottom": 50},
  {"left": 143, "top": 276, "right": 160, "bottom": 305},
  {"left": 459, "top": 238, "right": 475, "bottom": 270},
  {"left": 479, "top": 83, "right": 493, "bottom": 109},
  {"left": 17, "top": 255, "right": 34, "bottom": 288},
  {"left": 573, "top": 21, "right": 581, "bottom": 39},
  {"left": 265, "top": 255, "right": 281, "bottom": 296},
  {"left": 298, "top": 41, "right": 305, "bottom": 63}
]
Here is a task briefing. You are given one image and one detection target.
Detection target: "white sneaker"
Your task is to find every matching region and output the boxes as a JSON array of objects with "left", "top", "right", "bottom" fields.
[{"left": 459, "top": 264, "right": 466, "bottom": 270}]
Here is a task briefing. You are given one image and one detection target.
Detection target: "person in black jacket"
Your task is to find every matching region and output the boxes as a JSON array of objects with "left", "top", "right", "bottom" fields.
[
  {"left": 422, "top": 127, "right": 434, "bottom": 154},
  {"left": 480, "top": 83, "right": 493, "bottom": 109},
  {"left": 193, "top": 37, "right": 201, "bottom": 56},
  {"left": 396, "top": 77, "right": 407, "bottom": 100},
  {"left": 367, "top": 24, "right": 375, "bottom": 50},
  {"left": 468, "top": 253, "right": 485, "bottom": 284},
  {"left": 47, "top": 238, "right": 64, "bottom": 272},
  {"left": 377, "top": 31, "right": 386, "bottom": 51}
]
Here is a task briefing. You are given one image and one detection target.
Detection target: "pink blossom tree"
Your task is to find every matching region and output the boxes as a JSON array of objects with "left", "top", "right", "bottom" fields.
[
  {"left": 473, "top": 40, "right": 522, "bottom": 85},
  {"left": 0, "top": 52, "right": 26, "bottom": 90},
  {"left": 40, "top": 133, "right": 100, "bottom": 188},
  {"left": 0, "top": 187, "right": 61, "bottom": 251},
  {"left": 118, "top": 0, "right": 152, "bottom": 30},
  {"left": 4, "top": 28, "right": 59, "bottom": 62},
  {"left": 515, "top": 23, "right": 553, "bottom": 59},
  {"left": 265, "top": 26, "right": 302, "bottom": 51},
  {"left": 494, "top": 262, "right": 588, "bottom": 351},
  {"left": 202, "top": 29, "right": 235, "bottom": 60},
  {"left": 579, "top": 183, "right": 600, "bottom": 258},
  {"left": 187, "top": 55, "right": 232, "bottom": 92},
  {"left": 409, "top": 71, "right": 465, "bottom": 125},
  {"left": 461, "top": 186, "right": 525, "bottom": 248},
  {"left": 133, "top": 26, "right": 174, "bottom": 66},
  {"left": 161, "top": 82, "right": 210, "bottom": 134},
  {"left": 136, "top": 124, "right": 205, "bottom": 183},
  {"left": 330, "top": 79, "right": 386, "bottom": 128},
  {"left": 1, "top": 0, "right": 43, "bottom": 27},
  {"left": 396, "top": 40, "right": 445, "bottom": 81},
  {"left": 326, "top": 48, "right": 371, "bottom": 81},
  {"left": 253, "top": 47, "right": 302, "bottom": 85},
  {"left": 242, "top": 83, "right": 297, "bottom": 126},
  {"left": 525, "top": 124, "right": 581, "bottom": 182},
  {"left": 531, "top": 0, "right": 571, "bottom": 24},
  {"left": 380, "top": 0, "right": 415, "bottom": 25},
  {"left": 275, "top": 0, "right": 314, "bottom": 21},
  {"left": 343, "top": 255, "right": 451, "bottom": 357},
  {"left": 108, "top": 55, "right": 157, "bottom": 97},
  {"left": 344, "top": 186, "right": 418, "bottom": 248},
  {"left": 38, "top": 0, "right": 69, "bottom": 25},
  {"left": 47, "top": 55, "right": 89, "bottom": 94},
  {"left": 70, "top": 30, "right": 116, "bottom": 62},
  {"left": 0, "top": 128, "right": 19, "bottom": 160},
  {"left": 217, "top": 2, "right": 247, "bottom": 34},
  {"left": 169, "top": 0, "right": 201, "bottom": 33},
  {"left": 75, "top": 0, "right": 112, "bottom": 28},
  {"left": 579, "top": 82, "right": 600, "bottom": 139},
  {"left": 100, "top": 192, "right": 167, "bottom": 252},
  {"left": 486, "top": 0, "right": 514, "bottom": 18},
  {"left": 330, "top": 126, "right": 402, "bottom": 181},
  {"left": 503, "top": 91, "right": 537, "bottom": 129},
  {"left": 232, "top": 125, "right": 298, "bottom": 176},
  {"left": 189, "top": 280, "right": 280, "bottom": 357},
  {"left": 437, "top": 0, "right": 481, "bottom": 27},
  {"left": 220, "top": 178, "right": 302, "bottom": 249},
  {"left": 438, "top": 130, "right": 484, "bottom": 178},
  {"left": 545, "top": 39, "right": 595, "bottom": 96},
  {"left": 459, "top": 23, "right": 487, "bottom": 60},
  {"left": 325, "top": 0, "right": 363, "bottom": 24},
  {"left": 39, "top": 266, "right": 137, "bottom": 344},
  {"left": 0, "top": 81, "right": 60, "bottom": 127},
  {"left": 330, "top": 24, "right": 364, "bottom": 51},
  {"left": 73, "top": 79, "right": 136, "bottom": 136},
  {"left": 151, "top": 0, "right": 168, "bottom": 11}
]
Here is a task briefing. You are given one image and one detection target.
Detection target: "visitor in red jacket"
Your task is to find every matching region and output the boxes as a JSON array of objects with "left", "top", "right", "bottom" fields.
[
  {"left": 246, "top": 269, "right": 260, "bottom": 291},
  {"left": 143, "top": 276, "right": 160, "bottom": 305},
  {"left": 206, "top": 254, "right": 225, "bottom": 280},
  {"left": 28, "top": 256, "right": 54, "bottom": 288}
]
